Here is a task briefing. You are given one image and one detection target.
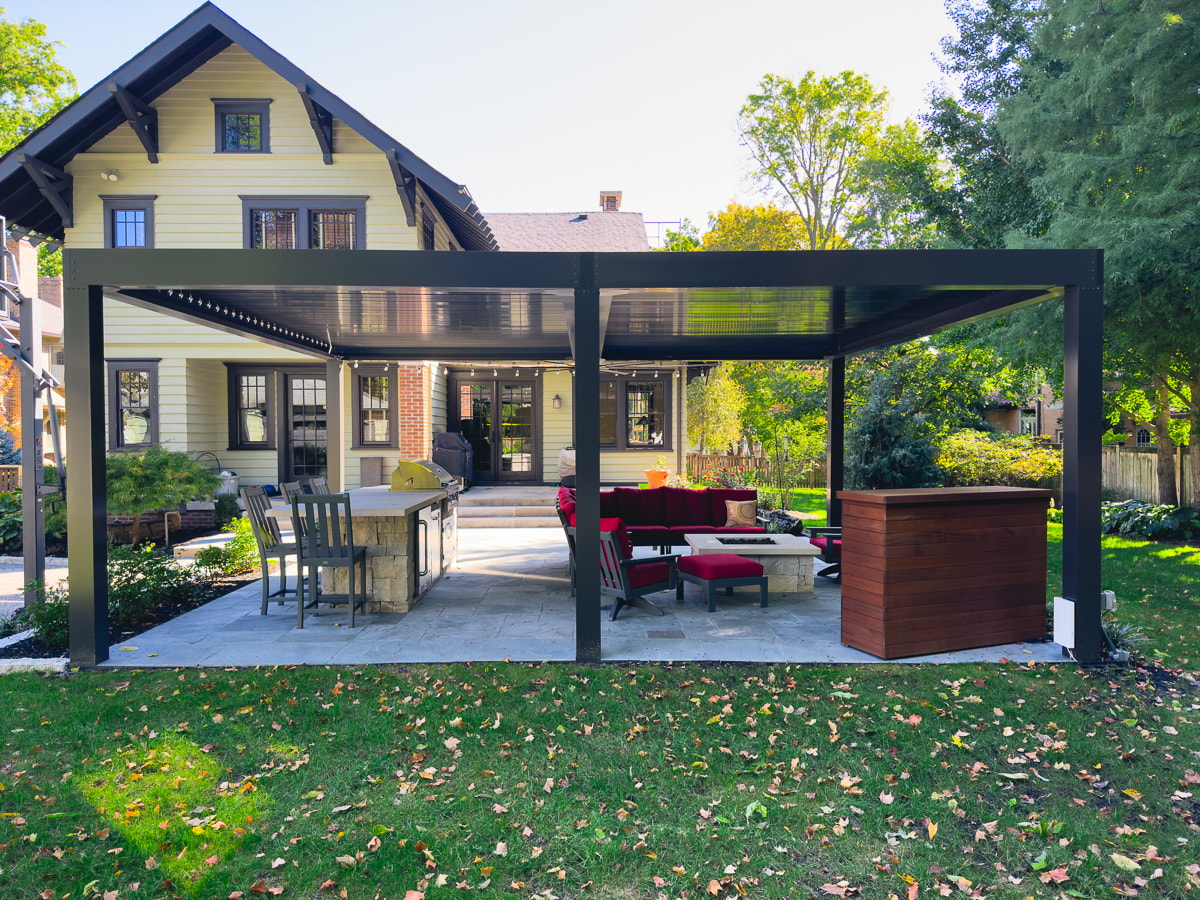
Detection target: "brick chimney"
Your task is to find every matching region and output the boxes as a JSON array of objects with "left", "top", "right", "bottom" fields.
[{"left": 599, "top": 191, "right": 622, "bottom": 212}]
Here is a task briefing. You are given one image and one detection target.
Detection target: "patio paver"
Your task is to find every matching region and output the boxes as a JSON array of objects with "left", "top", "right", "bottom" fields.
[{"left": 97, "top": 527, "right": 1064, "bottom": 667}]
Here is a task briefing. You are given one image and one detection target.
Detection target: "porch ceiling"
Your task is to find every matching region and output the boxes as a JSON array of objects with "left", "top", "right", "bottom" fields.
[{"left": 73, "top": 247, "right": 1101, "bottom": 362}]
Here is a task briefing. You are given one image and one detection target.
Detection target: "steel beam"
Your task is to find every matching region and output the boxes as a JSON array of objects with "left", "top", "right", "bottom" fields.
[
  {"left": 573, "top": 253, "right": 601, "bottom": 662},
  {"left": 65, "top": 279, "right": 109, "bottom": 667},
  {"left": 1062, "top": 280, "right": 1104, "bottom": 663}
]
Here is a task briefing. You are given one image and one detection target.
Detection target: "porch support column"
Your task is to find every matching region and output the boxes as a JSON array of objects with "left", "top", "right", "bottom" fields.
[
  {"left": 65, "top": 280, "right": 109, "bottom": 666},
  {"left": 325, "top": 359, "right": 345, "bottom": 491},
  {"left": 574, "top": 253, "right": 601, "bottom": 661},
  {"left": 826, "top": 356, "right": 845, "bottom": 527},
  {"left": 1062, "top": 280, "right": 1104, "bottom": 663}
]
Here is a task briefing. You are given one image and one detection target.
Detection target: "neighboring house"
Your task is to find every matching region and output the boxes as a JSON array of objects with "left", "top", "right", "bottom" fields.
[
  {"left": 0, "top": 235, "right": 65, "bottom": 461},
  {"left": 0, "top": 6, "right": 687, "bottom": 490},
  {"left": 985, "top": 384, "right": 1065, "bottom": 444}
]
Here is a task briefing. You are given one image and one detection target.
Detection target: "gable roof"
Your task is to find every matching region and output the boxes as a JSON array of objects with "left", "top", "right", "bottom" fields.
[
  {"left": 0, "top": 2, "right": 497, "bottom": 250},
  {"left": 487, "top": 211, "right": 651, "bottom": 252}
]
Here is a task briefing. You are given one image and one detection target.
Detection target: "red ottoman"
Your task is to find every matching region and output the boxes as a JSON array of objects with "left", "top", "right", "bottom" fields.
[{"left": 676, "top": 553, "right": 768, "bottom": 613}]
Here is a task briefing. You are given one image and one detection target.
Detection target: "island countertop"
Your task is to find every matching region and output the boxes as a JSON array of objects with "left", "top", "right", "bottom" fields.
[{"left": 265, "top": 485, "right": 448, "bottom": 519}]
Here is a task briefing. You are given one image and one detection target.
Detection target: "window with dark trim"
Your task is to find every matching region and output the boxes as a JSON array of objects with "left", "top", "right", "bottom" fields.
[
  {"left": 599, "top": 375, "right": 669, "bottom": 450},
  {"left": 108, "top": 360, "right": 159, "bottom": 450},
  {"left": 241, "top": 196, "right": 367, "bottom": 249},
  {"left": 102, "top": 196, "right": 156, "bottom": 248},
  {"left": 421, "top": 205, "right": 436, "bottom": 251},
  {"left": 353, "top": 369, "right": 398, "bottom": 448},
  {"left": 227, "top": 366, "right": 277, "bottom": 450},
  {"left": 213, "top": 99, "right": 271, "bottom": 152}
]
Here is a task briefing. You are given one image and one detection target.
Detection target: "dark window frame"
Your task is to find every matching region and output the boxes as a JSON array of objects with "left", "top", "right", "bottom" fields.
[
  {"left": 226, "top": 364, "right": 278, "bottom": 450},
  {"left": 107, "top": 359, "right": 160, "bottom": 451},
  {"left": 101, "top": 195, "right": 156, "bottom": 248},
  {"left": 213, "top": 98, "right": 272, "bottom": 153},
  {"left": 598, "top": 374, "right": 672, "bottom": 451},
  {"left": 352, "top": 367, "right": 399, "bottom": 449},
  {"left": 240, "top": 196, "right": 368, "bottom": 249}
]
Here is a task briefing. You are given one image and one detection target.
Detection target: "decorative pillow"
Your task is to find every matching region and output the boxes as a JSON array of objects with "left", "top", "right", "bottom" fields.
[{"left": 724, "top": 499, "right": 757, "bottom": 527}]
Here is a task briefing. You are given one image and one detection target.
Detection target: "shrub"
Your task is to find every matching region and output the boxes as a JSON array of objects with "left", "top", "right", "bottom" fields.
[
  {"left": 937, "top": 430, "right": 1063, "bottom": 487},
  {"left": 1100, "top": 499, "right": 1200, "bottom": 541},
  {"left": 0, "top": 490, "right": 21, "bottom": 553},
  {"left": 213, "top": 492, "right": 241, "bottom": 528},
  {"left": 194, "top": 517, "right": 257, "bottom": 576},
  {"left": 106, "top": 543, "right": 201, "bottom": 626},
  {"left": 23, "top": 580, "right": 69, "bottom": 650},
  {"left": 107, "top": 445, "right": 222, "bottom": 529}
]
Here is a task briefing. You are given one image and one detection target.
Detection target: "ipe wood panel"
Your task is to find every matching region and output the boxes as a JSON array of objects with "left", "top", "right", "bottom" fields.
[{"left": 838, "top": 487, "right": 1052, "bottom": 659}]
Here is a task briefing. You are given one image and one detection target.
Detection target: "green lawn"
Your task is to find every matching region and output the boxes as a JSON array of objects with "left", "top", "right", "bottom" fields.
[{"left": 2, "top": 511, "right": 1198, "bottom": 899}]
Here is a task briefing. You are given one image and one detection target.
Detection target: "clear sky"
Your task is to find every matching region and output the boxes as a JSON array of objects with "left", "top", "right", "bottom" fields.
[{"left": 11, "top": 0, "right": 956, "bottom": 240}]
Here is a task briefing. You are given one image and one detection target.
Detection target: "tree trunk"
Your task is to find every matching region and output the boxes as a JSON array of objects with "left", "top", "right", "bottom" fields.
[{"left": 1154, "top": 386, "right": 1178, "bottom": 505}]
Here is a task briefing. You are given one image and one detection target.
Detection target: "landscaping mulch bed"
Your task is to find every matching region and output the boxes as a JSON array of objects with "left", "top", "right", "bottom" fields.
[{"left": 0, "top": 570, "right": 259, "bottom": 660}]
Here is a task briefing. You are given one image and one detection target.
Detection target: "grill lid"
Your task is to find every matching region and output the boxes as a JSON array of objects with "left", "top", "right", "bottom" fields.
[{"left": 390, "top": 459, "right": 460, "bottom": 492}]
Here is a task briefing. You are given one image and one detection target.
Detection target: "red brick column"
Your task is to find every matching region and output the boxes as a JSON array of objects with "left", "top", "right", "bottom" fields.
[{"left": 396, "top": 364, "right": 431, "bottom": 460}]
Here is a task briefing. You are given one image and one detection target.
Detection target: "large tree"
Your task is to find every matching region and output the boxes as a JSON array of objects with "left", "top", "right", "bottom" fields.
[
  {"left": 0, "top": 8, "right": 76, "bottom": 153},
  {"left": 738, "top": 71, "right": 891, "bottom": 250},
  {"left": 996, "top": 0, "right": 1200, "bottom": 504},
  {"left": 701, "top": 202, "right": 808, "bottom": 252}
]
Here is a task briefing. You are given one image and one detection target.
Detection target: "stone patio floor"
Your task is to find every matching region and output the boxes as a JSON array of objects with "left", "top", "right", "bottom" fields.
[{"left": 97, "top": 527, "right": 1064, "bottom": 668}]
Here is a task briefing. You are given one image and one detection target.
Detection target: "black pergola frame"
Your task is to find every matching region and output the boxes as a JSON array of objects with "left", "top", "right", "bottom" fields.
[{"left": 63, "top": 247, "right": 1103, "bottom": 666}]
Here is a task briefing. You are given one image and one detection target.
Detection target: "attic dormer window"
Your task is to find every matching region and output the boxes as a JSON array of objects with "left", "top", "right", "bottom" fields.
[{"left": 214, "top": 99, "right": 271, "bottom": 153}]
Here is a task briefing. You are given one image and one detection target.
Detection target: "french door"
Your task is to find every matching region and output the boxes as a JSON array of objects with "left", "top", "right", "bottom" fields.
[
  {"left": 452, "top": 375, "right": 539, "bottom": 483},
  {"left": 284, "top": 374, "right": 327, "bottom": 482}
]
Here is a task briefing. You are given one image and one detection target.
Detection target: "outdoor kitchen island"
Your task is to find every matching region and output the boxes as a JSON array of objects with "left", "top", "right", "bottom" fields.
[{"left": 269, "top": 485, "right": 454, "bottom": 613}]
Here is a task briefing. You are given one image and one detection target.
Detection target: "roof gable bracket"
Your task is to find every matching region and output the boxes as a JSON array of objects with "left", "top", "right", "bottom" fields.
[
  {"left": 386, "top": 150, "right": 418, "bottom": 227},
  {"left": 296, "top": 83, "right": 334, "bottom": 164},
  {"left": 107, "top": 82, "right": 159, "bottom": 163},
  {"left": 16, "top": 155, "right": 73, "bottom": 229}
]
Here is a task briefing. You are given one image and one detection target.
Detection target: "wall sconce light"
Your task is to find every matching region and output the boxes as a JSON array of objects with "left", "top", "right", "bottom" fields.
[
  {"left": 101, "top": 169, "right": 120, "bottom": 181},
  {"left": 552, "top": 394, "right": 562, "bottom": 409}
]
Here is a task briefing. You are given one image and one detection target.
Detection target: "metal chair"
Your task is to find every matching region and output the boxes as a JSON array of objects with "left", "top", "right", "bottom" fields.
[
  {"left": 599, "top": 525, "right": 678, "bottom": 620},
  {"left": 556, "top": 498, "right": 577, "bottom": 597},
  {"left": 291, "top": 492, "right": 369, "bottom": 628},
  {"left": 805, "top": 526, "right": 843, "bottom": 582},
  {"left": 240, "top": 484, "right": 301, "bottom": 614}
]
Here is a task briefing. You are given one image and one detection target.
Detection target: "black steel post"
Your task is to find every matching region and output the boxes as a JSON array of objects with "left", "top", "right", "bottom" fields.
[
  {"left": 574, "top": 253, "right": 601, "bottom": 662},
  {"left": 1062, "top": 280, "right": 1104, "bottom": 663},
  {"left": 827, "top": 356, "right": 845, "bottom": 526},
  {"left": 65, "top": 279, "right": 109, "bottom": 666}
]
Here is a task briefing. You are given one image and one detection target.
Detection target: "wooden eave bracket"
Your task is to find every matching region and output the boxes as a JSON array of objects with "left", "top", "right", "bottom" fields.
[
  {"left": 108, "top": 82, "right": 159, "bottom": 163},
  {"left": 296, "top": 83, "right": 334, "bottom": 164},
  {"left": 16, "top": 154, "right": 73, "bottom": 230},
  {"left": 387, "top": 150, "right": 418, "bottom": 227}
]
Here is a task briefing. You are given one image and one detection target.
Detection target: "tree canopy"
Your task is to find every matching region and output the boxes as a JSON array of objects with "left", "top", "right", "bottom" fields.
[
  {"left": 0, "top": 8, "right": 76, "bottom": 153},
  {"left": 700, "top": 202, "right": 808, "bottom": 252}
]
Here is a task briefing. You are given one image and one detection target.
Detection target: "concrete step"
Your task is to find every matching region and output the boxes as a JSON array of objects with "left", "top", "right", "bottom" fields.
[
  {"left": 458, "top": 496, "right": 553, "bottom": 508},
  {"left": 460, "top": 505, "right": 555, "bottom": 519},
  {"left": 459, "top": 515, "right": 561, "bottom": 529}
]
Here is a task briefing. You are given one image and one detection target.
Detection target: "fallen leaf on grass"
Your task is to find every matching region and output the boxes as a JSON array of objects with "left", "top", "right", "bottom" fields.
[{"left": 1112, "top": 853, "right": 1141, "bottom": 871}]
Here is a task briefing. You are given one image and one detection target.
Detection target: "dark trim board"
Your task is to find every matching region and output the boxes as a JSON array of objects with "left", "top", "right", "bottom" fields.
[{"left": 63, "top": 246, "right": 1103, "bottom": 666}]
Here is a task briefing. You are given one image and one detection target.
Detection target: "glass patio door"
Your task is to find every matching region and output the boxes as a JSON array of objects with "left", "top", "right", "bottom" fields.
[
  {"left": 285, "top": 374, "right": 327, "bottom": 482},
  {"left": 455, "top": 377, "right": 538, "bottom": 483}
]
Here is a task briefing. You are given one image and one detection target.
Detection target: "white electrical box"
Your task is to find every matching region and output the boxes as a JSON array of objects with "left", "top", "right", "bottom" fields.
[{"left": 1053, "top": 597, "right": 1075, "bottom": 649}]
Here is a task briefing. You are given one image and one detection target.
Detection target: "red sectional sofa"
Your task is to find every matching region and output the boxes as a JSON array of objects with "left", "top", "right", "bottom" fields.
[{"left": 559, "top": 485, "right": 765, "bottom": 551}]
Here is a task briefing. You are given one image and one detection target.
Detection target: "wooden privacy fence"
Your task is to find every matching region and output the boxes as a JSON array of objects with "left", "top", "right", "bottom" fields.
[
  {"left": 0, "top": 465, "right": 18, "bottom": 492},
  {"left": 1102, "top": 445, "right": 1195, "bottom": 507},
  {"left": 686, "top": 454, "right": 827, "bottom": 489}
]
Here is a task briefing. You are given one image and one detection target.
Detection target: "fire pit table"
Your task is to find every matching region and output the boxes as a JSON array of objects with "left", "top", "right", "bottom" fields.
[{"left": 683, "top": 533, "right": 820, "bottom": 595}]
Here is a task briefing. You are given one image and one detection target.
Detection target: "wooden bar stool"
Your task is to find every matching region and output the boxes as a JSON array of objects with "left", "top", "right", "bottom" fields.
[{"left": 676, "top": 553, "right": 768, "bottom": 613}]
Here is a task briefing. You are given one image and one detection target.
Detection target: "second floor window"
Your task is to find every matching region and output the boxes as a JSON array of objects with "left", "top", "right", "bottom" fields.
[
  {"left": 214, "top": 99, "right": 271, "bottom": 153},
  {"left": 242, "top": 197, "right": 366, "bottom": 249}
]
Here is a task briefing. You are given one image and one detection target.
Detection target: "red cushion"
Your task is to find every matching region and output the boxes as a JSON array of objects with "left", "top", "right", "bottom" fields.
[
  {"left": 662, "top": 486, "right": 711, "bottom": 524},
  {"left": 809, "top": 537, "right": 842, "bottom": 557},
  {"left": 678, "top": 553, "right": 763, "bottom": 580},
  {"left": 614, "top": 486, "right": 663, "bottom": 526},
  {"left": 599, "top": 517, "right": 634, "bottom": 558},
  {"left": 707, "top": 489, "right": 757, "bottom": 527},
  {"left": 599, "top": 490, "right": 619, "bottom": 518},
  {"left": 628, "top": 561, "right": 671, "bottom": 589},
  {"left": 559, "top": 495, "right": 577, "bottom": 526}
]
